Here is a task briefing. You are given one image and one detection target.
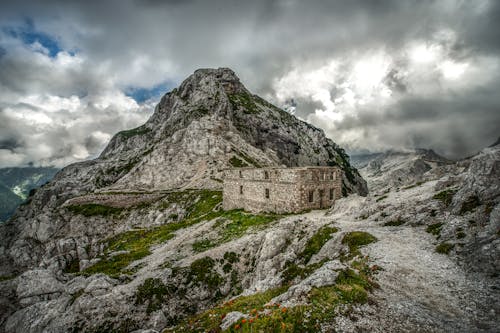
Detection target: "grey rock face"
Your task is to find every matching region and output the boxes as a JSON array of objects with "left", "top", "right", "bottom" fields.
[
  {"left": 17, "top": 269, "right": 65, "bottom": 307},
  {"left": 357, "top": 148, "right": 455, "bottom": 192}
]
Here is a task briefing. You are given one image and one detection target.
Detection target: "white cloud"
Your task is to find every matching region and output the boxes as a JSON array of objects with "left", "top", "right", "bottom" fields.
[{"left": 440, "top": 60, "right": 468, "bottom": 80}]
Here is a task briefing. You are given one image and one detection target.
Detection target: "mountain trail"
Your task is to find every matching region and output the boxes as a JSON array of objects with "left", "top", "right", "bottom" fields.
[{"left": 321, "top": 191, "right": 499, "bottom": 332}]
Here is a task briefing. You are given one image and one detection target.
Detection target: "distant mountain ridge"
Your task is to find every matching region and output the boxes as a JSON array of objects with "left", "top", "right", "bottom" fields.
[
  {"left": 0, "top": 167, "right": 58, "bottom": 222},
  {"left": 353, "top": 149, "right": 454, "bottom": 192}
]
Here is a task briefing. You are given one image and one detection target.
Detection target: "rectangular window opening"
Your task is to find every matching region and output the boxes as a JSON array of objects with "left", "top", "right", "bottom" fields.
[
  {"left": 265, "top": 188, "right": 270, "bottom": 199},
  {"left": 264, "top": 171, "right": 269, "bottom": 179},
  {"left": 240, "top": 185, "right": 243, "bottom": 195},
  {"left": 308, "top": 190, "right": 314, "bottom": 202},
  {"left": 329, "top": 188, "right": 334, "bottom": 200}
]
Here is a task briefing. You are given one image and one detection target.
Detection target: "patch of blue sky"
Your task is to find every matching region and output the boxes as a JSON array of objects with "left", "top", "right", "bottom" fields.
[
  {"left": 125, "top": 81, "right": 176, "bottom": 103},
  {"left": 2, "top": 18, "right": 62, "bottom": 58}
]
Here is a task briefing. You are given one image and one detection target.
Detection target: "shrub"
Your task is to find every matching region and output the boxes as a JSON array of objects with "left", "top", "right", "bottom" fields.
[
  {"left": 223, "top": 251, "right": 240, "bottom": 264},
  {"left": 426, "top": 223, "right": 443, "bottom": 236},
  {"left": 433, "top": 189, "right": 457, "bottom": 206},
  {"left": 135, "top": 278, "right": 175, "bottom": 314},
  {"left": 436, "top": 242, "right": 454, "bottom": 254},
  {"left": 459, "top": 195, "right": 481, "bottom": 215},
  {"left": 63, "top": 258, "right": 80, "bottom": 273},
  {"left": 229, "top": 156, "right": 249, "bottom": 168}
]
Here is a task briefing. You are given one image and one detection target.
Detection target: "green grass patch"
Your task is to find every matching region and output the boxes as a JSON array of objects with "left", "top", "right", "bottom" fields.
[
  {"left": 228, "top": 92, "right": 260, "bottom": 114},
  {"left": 188, "top": 257, "right": 224, "bottom": 290},
  {"left": 117, "top": 125, "right": 151, "bottom": 139},
  {"left": 165, "top": 286, "right": 288, "bottom": 332},
  {"left": 81, "top": 190, "right": 223, "bottom": 277},
  {"left": 433, "top": 189, "right": 457, "bottom": 206},
  {"left": 301, "top": 226, "right": 338, "bottom": 264},
  {"left": 230, "top": 150, "right": 262, "bottom": 168},
  {"left": 201, "top": 210, "right": 281, "bottom": 250},
  {"left": 281, "top": 260, "right": 327, "bottom": 284},
  {"left": 375, "top": 195, "right": 388, "bottom": 202},
  {"left": 166, "top": 260, "right": 378, "bottom": 332},
  {"left": 383, "top": 218, "right": 405, "bottom": 226},
  {"left": 426, "top": 222, "right": 443, "bottom": 236},
  {"left": 66, "top": 203, "right": 124, "bottom": 217},
  {"left": 192, "top": 239, "right": 216, "bottom": 253},
  {"left": 436, "top": 242, "right": 454, "bottom": 254},
  {"left": 341, "top": 231, "right": 377, "bottom": 259},
  {"left": 0, "top": 275, "right": 16, "bottom": 282}
]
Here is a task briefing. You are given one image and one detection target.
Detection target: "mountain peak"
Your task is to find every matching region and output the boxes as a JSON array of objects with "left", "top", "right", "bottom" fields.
[
  {"left": 96, "top": 67, "right": 368, "bottom": 195},
  {"left": 176, "top": 67, "right": 247, "bottom": 98}
]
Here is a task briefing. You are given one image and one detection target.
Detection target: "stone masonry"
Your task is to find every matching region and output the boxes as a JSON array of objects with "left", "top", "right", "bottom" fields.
[{"left": 223, "top": 167, "right": 343, "bottom": 213}]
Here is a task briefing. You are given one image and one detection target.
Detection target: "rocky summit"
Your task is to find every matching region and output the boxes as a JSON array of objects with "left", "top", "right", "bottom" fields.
[{"left": 0, "top": 68, "right": 498, "bottom": 333}]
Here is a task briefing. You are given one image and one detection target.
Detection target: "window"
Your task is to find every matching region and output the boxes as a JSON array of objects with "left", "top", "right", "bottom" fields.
[
  {"left": 330, "top": 172, "right": 334, "bottom": 180},
  {"left": 265, "top": 188, "right": 270, "bottom": 199},
  {"left": 308, "top": 190, "right": 314, "bottom": 202},
  {"left": 240, "top": 185, "right": 243, "bottom": 195},
  {"left": 329, "top": 188, "right": 334, "bottom": 200},
  {"left": 239, "top": 170, "right": 242, "bottom": 178},
  {"left": 264, "top": 171, "right": 269, "bottom": 179}
]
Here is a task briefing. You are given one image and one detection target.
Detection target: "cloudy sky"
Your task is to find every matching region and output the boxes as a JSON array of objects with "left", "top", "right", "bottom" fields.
[{"left": 0, "top": 0, "right": 499, "bottom": 168}]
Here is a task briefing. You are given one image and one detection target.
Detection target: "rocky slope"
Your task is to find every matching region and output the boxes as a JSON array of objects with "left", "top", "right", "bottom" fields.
[
  {"left": 0, "top": 68, "right": 370, "bottom": 332},
  {"left": 354, "top": 149, "right": 455, "bottom": 192},
  {"left": 0, "top": 141, "right": 497, "bottom": 332}
]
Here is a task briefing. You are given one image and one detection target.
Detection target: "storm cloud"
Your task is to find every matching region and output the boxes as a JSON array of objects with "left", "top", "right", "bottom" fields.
[{"left": 0, "top": 0, "right": 499, "bottom": 167}]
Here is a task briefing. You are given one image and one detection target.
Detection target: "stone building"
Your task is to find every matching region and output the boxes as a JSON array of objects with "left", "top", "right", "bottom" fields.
[{"left": 223, "top": 166, "right": 343, "bottom": 213}]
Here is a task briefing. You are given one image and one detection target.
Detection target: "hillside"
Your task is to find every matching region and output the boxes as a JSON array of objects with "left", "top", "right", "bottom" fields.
[{"left": 0, "top": 69, "right": 497, "bottom": 333}]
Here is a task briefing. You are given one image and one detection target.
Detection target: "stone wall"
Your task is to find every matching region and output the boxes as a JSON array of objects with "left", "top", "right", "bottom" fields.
[{"left": 223, "top": 167, "right": 342, "bottom": 213}]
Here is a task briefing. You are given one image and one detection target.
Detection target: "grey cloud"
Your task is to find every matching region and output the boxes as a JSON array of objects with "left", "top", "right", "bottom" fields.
[{"left": 0, "top": 0, "right": 499, "bottom": 166}]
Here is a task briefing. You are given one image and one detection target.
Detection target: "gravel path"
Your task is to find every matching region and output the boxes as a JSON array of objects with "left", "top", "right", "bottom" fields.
[{"left": 321, "top": 194, "right": 500, "bottom": 333}]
